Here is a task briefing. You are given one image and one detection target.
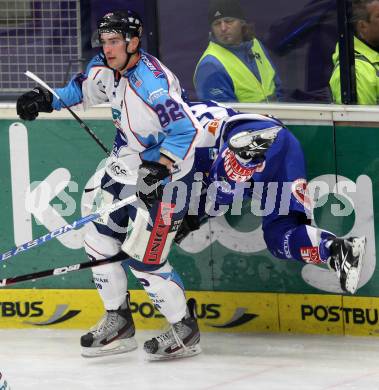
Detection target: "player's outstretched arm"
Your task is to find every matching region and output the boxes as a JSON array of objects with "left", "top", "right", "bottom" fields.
[{"left": 16, "top": 86, "right": 53, "bottom": 120}]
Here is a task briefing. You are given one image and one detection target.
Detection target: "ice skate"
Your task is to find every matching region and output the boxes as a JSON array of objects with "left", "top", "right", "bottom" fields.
[
  {"left": 328, "top": 236, "right": 366, "bottom": 294},
  {"left": 80, "top": 292, "right": 137, "bottom": 357},
  {"left": 228, "top": 126, "right": 281, "bottom": 161},
  {"left": 143, "top": 298, "right": 201, "bottom": 361}
]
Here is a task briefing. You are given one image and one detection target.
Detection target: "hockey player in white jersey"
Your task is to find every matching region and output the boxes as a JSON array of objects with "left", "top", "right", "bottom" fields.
[{"left": 17, "top": 10, "right": 201, "bottom": 360}]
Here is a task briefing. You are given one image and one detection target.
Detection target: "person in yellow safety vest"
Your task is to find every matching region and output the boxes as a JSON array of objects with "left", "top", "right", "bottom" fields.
[
  {"left": 330, "top": 0, "right": 379, "bottom": 104},
  {"left": 193, "top": 0, "right": 283, "bottom": 103}
]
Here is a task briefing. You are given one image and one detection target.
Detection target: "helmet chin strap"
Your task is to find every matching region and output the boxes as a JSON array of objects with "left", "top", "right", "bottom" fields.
[{"left": 120, "top": 38, "right": 139, "bottom": 71}]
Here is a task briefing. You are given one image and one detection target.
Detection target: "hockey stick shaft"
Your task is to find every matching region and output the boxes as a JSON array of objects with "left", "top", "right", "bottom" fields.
[
  {"left": 0, "top": 254, "right": 127, "bottom": 287},
  {"left": 25, "top": 71, "right": 111, "bottom": 156},
  {"left": 0, "top": 194, "right": 137, "bottom": 262}
]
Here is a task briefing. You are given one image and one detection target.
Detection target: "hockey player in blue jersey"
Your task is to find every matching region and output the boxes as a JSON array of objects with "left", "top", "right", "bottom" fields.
[
  {"left": 16, "top": 10, "right": 202, "bottom": 360},
  {"left": 175, "top": 100, "right": 366, "bottom": 295}
]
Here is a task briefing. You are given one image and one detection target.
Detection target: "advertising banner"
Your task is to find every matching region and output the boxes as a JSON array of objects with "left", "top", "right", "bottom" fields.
[{"left": 0, "top": 119, "right": 376, "bottom": 299}]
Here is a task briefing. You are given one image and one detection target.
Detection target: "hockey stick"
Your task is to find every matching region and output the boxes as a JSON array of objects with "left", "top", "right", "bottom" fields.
[
  {"left": 0, "top": 253, "right": 127, "bottom": 287},
  {"left": 0, "top": 194, "right": 137, "bottom": 262},
  {"left": 25, "top": 71, "right": 111, "bottom": 156}
]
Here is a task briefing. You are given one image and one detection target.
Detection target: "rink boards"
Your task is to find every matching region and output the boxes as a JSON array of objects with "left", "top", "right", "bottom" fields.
[
  {"left": 0, "top": 103, "right": 379, "bottom": 335},
  {"left": 0, "top": 289, "right": 379, "bottom": 336}
]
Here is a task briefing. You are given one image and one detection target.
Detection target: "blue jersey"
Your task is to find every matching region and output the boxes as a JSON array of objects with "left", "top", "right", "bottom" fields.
[
  {"left": 185, "top": 101, "right": 334, "bottom": 267},
  {"left": 187, "top": 101, "right": 310, "bottom": 228}
]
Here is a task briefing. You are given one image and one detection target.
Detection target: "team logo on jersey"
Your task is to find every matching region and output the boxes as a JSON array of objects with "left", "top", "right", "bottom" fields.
[
  {"left": 141, "top": 54, "right": 164, "bottom": 78},
  {"left": 292, "top": 178, "right": 311, "bottom": 209},
  {"left": 300, "top": 246, "right": 322, "bottom": 264},
  {"left": 222, "top": 148, "right": 265, "bottom": 182}
]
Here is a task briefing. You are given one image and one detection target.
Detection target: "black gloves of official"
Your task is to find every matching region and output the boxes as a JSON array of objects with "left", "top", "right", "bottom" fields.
[
  {"left": 136, "top": 160, "right": 171, "bottom": 209},
  {"left": 17, "top": 86, "right": 53, "bottom": 120}
]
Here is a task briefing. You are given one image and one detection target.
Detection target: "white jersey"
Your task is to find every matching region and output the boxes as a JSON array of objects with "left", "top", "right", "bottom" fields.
[{"left": 53, "top": 50, "right": 202, "bottom": 184}]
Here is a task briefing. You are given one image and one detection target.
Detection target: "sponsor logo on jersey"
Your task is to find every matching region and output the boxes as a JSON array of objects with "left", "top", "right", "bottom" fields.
[
  {"left": 111, "top": 108, "right": 122, "bottom": 129},
  {"left": 207, "top": 120, "right": 220, "bottom": 135},
  {"left": 147, "top": 88, "right": 167, "bottom": 104},
  {"left": 129, "top": 72, "right": 143, "bottom": 88},
  {"left": 222, "top": 147, "right": 265, "bottom": 182},
  {"left": 300, "top": 246, "right": 321, "bottom": 264},
  {"left": 292, "top": 178, "right": 311, "bottom": 209},
  {"left": 141, "top": 54, "right": 164, "bottom": 78},
  {"left": 283, "top": 230, "right": 292, "bottom": 258},
  {"left": 108, "top": 161, "right": 128, "bottom": 177}
]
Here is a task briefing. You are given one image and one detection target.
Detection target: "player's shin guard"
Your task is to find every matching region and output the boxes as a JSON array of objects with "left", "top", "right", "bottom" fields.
[
  {"left": 84, "top": 225, "right": 128, "bottom": 310},
  {"left": 129, "top": 261, "right": 187, "bottom": 323},
  {"left": 91, "top": 262, "right": 129, "bottom": 310},
  {"left": 129, "top": 262, "right": 201, "bottom": 360}
]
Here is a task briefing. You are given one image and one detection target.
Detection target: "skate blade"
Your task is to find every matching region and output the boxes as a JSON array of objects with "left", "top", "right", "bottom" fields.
[
  {"left": 81, "top": 337, "right": 138, "bottom": 358},
  {"left": 145, "top": 344, "right": 202, "bottom": 361},
  {"left": 345, "top": 236, "right": 366, "bottom": 294}
]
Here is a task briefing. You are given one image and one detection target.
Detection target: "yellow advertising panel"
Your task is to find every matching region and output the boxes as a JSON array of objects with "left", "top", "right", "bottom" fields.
[
  {"left": 2, "top": 290, "right": 379, "bottom": 337},
  {"left": 342, "top": 296, "right": 379, "bottom": 336},
  {"left": 189, "top": 291, "right": 279, "bottom": 333},
  {"left": 0, "top": 290, "right": 279, "bottom": 332},
  {"left": 278, "top": 293, "right": 344, "bottom": 335},
  {"left": 0, "top": 289, "right": 103, "bottom": 329}
]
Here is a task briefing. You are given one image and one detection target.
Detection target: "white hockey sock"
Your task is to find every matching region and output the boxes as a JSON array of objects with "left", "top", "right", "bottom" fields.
[
  {"left": 130, "top": 263, "right": 186, "bottom": 324},
  {"left": 92, "top": 262, "right": 128, "bottom": 311}
]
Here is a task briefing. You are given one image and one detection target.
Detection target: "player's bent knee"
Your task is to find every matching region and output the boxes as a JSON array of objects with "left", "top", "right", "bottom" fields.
[{"left": 130, "top": 261, "right": 185, "bottom": 291}]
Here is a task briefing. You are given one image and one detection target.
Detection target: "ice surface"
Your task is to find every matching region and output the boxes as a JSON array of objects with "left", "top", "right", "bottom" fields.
[{"left": 1, "top": 329, "right": 379, "bottom": 389}]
